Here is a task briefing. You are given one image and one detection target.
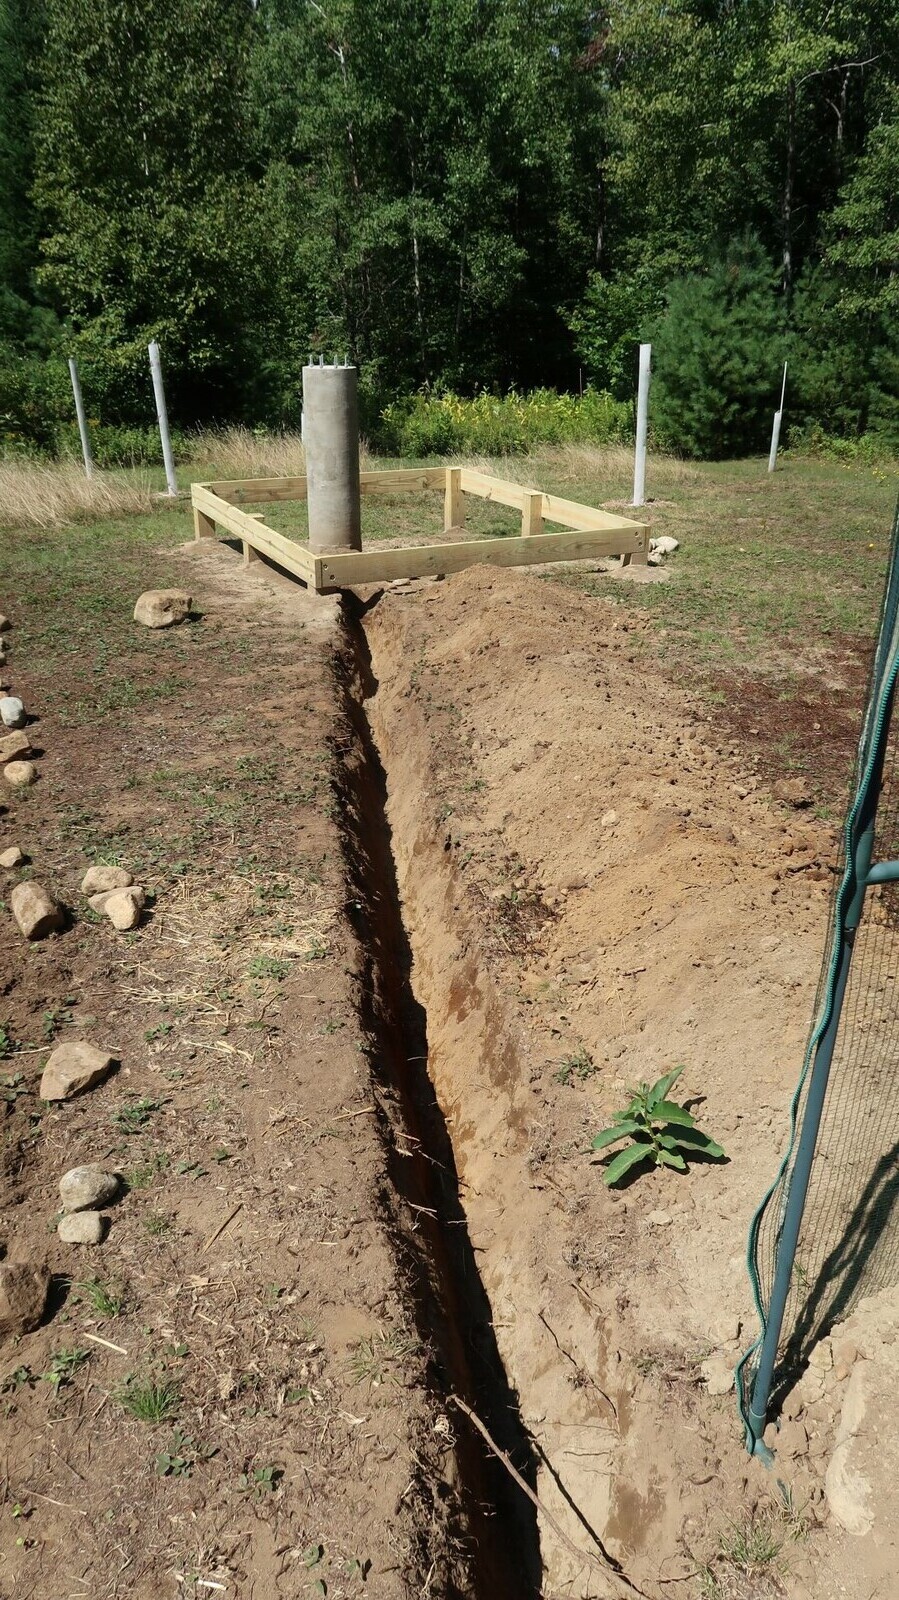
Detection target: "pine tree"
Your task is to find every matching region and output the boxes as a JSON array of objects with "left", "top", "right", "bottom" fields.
[{"left": 651, "top": 235, "right": 785, "bottom": 459}]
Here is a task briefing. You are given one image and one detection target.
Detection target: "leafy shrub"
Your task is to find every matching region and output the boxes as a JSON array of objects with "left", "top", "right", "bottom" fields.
[
  {"left": 651, "top": 234, "right": 785, "bottom": 460},
  {"left": 378, "top": 386, "right": 632, "bottom": 457},
  {"left": 569, "top": 267, "right": 665, "bottom": 398},
  {"left": 592, "top": 1067, "right": 726, "bottom": 1185}
]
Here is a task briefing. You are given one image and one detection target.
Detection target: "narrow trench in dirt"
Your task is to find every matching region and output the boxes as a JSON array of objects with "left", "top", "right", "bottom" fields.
[{"left": 331, "top": 591, "right": 543, "bottom": 1600}]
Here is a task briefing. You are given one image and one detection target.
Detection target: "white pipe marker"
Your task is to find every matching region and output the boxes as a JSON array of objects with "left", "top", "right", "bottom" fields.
[{"left": 632, "top": 343, "right": 651, "bottom": 507}]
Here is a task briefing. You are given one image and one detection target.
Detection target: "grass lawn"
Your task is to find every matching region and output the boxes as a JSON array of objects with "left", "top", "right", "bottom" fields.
[{"left": 5, "top": 444, "right": 896, "bottom": 806}]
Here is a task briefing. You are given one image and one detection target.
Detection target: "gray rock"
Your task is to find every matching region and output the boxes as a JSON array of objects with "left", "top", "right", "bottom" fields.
[
  {"left": 10, "top": 881, "right": 64, "bottom": 940},
  {"left": 58, "top": 1211, "right": 105, "bottom": 1245},
  {"left": 59, "top": 1164, "right": 120, "bottom": 1213},
  {"left": 0, "top": 1261, "right": 50, "bottom": 1335},
  {"left": 133, "top": 590, "right": 191, "bottom": 629},
  {"left": 0, "top": 615, "right": 10, "bottom": 633},
  {"left": 0, "top": 697, "right": 25, "bottom": 729},
  {"left": 3, "top": 759, "right": 36, "bottom": 789},
  {"left": 0, "top": 845, "right": 26, "bottom": 869},
  {"left": 651, "top": 536, "right": 680, "bottom": 556},
  {"left": 40, "top": 1041, "right": 116, "bottom": 1101},
  {"left": 81, "top": 864, "right": 134, "bottom": 895}
]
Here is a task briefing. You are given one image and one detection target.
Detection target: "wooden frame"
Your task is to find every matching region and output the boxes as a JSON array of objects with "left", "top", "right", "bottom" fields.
[{"left": 191, "top": 467, "right": 649, "bottom": 592}]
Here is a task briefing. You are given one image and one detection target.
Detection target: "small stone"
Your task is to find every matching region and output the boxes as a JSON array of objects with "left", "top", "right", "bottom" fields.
[
  {"left": 810, "top": 1339, "right": 833, "bottom": 1372},
  {"left": 647, "top": 1209, "right": 672, "bottom": 1227},
  {"left": 0, "top": 729, "right": 31, "bottom": 765},
  {"left": 0, "top": 616, "right": 10, "bottom": 633},
  {"left": 833, "top": 1338, "right": 858, "bottom": 1373},
  {"left": 39, "top": 1041, "right": 116, "bottom": 1101},
  {"left": 58, "top": 1211, "right": 105, "bottom": 1245},
  {"left": 81, "top": 865, "right": 134, "bottom": 895},
  {"left": 774, "top": 776, "right": 812, "bottom": 808},
  {"left": 0, "top": 697, "right": 25, "bottom": 729},
  {"left": 102, "top": 886, "right": 145, "bottom": 930},
  {"left": 776, "top": 1419, "right": 808, "bottom": 1460},
  {"left": 651, "top": 536, "right": 680, "bottom": 556},
  {"left": 600, "top": 809, "right": 618, "bottom": 828},
  {"left": 0, "top": 845, "right": 26, "bottom": 869},
  {"left": 712, "top": 1313, "right": 741, "bottom": 1345},
  {"left": 59, "top": 1164, "right": 120, "bottom": 1213},
  {"left": 701, "top": 1355, "right": 735, "bottom": 1396},
  {"left": 646, "top": 550, "right": 664, "bottom": 566},
  {"left": 10, "top": 881, "right": 64, "bottom": 940},
  {"left": 133, "top": 590, "right": 192, "bottom": 629},
  {"left": 4, "top": 760, "right": 36, "bottom": 789},
  {"left": 0, "top": 1261, "right": 50, "bottom": 1335}
]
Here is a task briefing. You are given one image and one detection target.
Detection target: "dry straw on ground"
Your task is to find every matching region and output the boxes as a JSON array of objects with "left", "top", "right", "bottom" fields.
[
  {"left": 186, "top": 426, "right": 376, "bottom": 479},
  {"left": 0, "top": 458, "right": 155, "bottom": 529}
]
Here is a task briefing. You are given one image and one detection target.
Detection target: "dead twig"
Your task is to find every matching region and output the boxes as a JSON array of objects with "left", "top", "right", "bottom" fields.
[
  {"left": 203, "top": 1203, "right": 243, "bottom": 1251},
  {"left": 447, "top": 1394, "right": 650, "bottom": 1598}
]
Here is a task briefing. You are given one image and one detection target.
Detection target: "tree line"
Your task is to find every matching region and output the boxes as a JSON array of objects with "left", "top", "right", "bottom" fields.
[{"left": 1, "top": 0, "right": 897, "bottom": 458}]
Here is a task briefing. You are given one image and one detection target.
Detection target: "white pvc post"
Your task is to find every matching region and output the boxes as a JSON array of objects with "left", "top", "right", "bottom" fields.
[
  {"left": 632, "top": 342, "right": 651, "bottom": 507},
  {"left": 768, "top": 361, "right": 788, "bottom": 474},
  {"left": 68, "top": 357, "right": 93, "bottom": 479},
  {"left": 148, "top": 339, "right": 178, "bottom": 496}
]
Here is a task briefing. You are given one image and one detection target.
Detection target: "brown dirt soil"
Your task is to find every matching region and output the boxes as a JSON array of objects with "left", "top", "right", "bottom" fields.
[
  {"left": 0, "top": 546, "right": 463, "bottom": 1600},
  {"left": 360, "top": 564, "right": 891, "bottom": 1599}
]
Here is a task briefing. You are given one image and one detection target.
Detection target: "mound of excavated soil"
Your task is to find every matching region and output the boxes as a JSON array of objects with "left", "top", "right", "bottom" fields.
[{"left": 362, "top": 564, "right": 890, "bottom": 1598}]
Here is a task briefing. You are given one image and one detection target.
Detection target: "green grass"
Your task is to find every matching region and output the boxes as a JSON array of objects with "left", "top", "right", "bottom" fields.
[{"left": 117, "top": 1375, "right": 181, "bottom": 1423}]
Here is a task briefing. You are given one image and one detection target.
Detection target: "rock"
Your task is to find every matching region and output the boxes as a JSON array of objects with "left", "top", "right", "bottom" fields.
[
  {"left": 647, "top": 1209, "right": 672, "bottom": 1227},
  {"left": 58, "top": 1211, "right": 105, "bottom": 1246},
  {"left": 777, "top": 1419, "right": 809, "bottom": 1459},
  {"left": 600, "top": 809, "right": 618, "bottom": 828},
  {"left": 810, "top": 1338, "right": 834, "bottom": 1372},
  {"left": 774, "top": 776, "right": 812, "bottom": 809},
  {"left": 133, "top": 590, "right": 191, "bottom": 629},
  {"left": 81, "top": 865, "right": 134, "bottom": 895},
  {"left": 712, "top": 1312, "right": 742, "bottom": 1345},
  {"left": 826, "top": 1363, "right": 873, "bottom": 1535},
  {"left": 0, "top": 845, "right": 26, "bottom": 868},
  {"left": 59, "top": 1164, "right": 120, "bottom": 1213},
  {"left": 39, "top": 1041, "right": 116, "bottom": 1101},
  {"left": 0, "top": 1261, "right": 50, "bottom": 1335},
  {"left": 0, "top": 616, "right": 9, "bottom": 633},
  {"left": 93, "top": 885, "right": 145, "bottom": 930},
  {"left": 0, "top": 697, "right": 25, "bottom": 729},
  {"left": 10, "top": 881, "right": 64, "bottom": 940},
  {"left": 647, "top": 550, "right": 665, "bottom": 567},
  {"left": 0, "top": 730, "right": 31, "bottom": 765},
  {"left": 651, "top": 535, "right": 680, "bottom": 556},
  {"left": 4, "top": 759, "right": 36, "bottom": 789},
  {"left": 700, "top": 1354, "right": 735, "bottom": 1396}
]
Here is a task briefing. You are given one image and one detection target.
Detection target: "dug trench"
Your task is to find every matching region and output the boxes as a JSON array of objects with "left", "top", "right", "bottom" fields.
[
  {"left": 329, "top": 612, "right": 543, "bottom": 1599},
  {"left": 331, "top": 562, "right": 897, "bottom": 1600}
]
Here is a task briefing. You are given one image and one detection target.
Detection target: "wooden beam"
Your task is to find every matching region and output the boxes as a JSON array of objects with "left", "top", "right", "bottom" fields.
[
  {"left": 191, "top": 485, "right": 316, "bottom": 585},
  {"left": 444, "top": 467, "right": 463, "bottom": 532},
  {"left": 360, "top": 468, "right": 445, "bottom": 493},
  {"left": 459, "top": 468, "right": 531, "bottom": 512},
  {"left": 522, "top": 491, "right": 543, "bottom": 537},
  {"left": 193, "top": 506, "right": 216, "bottom": 540},
  {"left": 314, "top": 525, "right": 647, "bottom": 590},
  {"left": 540, "top": 491, "right": 646, "bottom": 534}
]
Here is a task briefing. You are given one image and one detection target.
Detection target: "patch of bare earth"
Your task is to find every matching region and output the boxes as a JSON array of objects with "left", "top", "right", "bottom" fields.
[
  {"left": 0, "top": 545, "right": 462, "bottom": 1600},
  {"left": 357, "top": 564, "right": 891, "bottom": 1600}
]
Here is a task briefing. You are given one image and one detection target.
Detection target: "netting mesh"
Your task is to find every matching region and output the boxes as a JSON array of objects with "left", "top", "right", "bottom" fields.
[{"left": 739, "top": 500, "right": 899, "bottom": 1431}]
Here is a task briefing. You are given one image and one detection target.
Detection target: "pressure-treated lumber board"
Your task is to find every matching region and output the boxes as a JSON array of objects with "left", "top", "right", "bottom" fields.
[
  {"left": 444, "top": 467, "right": 463, "bottom": 532},
  {"left": 314, "top": 525, "right": 648, "bottom": 589},
  {"left": 459, "top": 468, "right": 533, "bottom": 512},
  {"left": 191, "top": 485, "right": 316, "bottom": 584},
  {"left": 206, "top": 476, "right": 309, "bottom": 505},
  {"left": 206, "top": 466, "right": 445, "bottom": 505},
  {"left": 541, "top": 490, "right": 644, "bottom": 535},
  {"left": 522, "top": 490, "right": 543, "bottom": 537}
]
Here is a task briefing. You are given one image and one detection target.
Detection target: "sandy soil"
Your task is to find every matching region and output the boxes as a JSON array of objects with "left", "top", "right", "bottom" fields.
[{"left": 361, "top": 564, "right": 892, "bottom": 1599}]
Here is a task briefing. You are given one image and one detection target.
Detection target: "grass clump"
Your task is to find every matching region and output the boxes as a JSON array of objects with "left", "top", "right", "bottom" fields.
[{"left": 117, "top": 1374, "right": 180, "bottom": 1423}]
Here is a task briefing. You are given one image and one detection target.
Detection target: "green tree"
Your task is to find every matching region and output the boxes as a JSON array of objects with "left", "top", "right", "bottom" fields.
[
  {"left": 33, "top": 0, "right": 262, "bottom": 424},
  {"left": 651, "top": 234, "right": 785, "bottom": 459}
]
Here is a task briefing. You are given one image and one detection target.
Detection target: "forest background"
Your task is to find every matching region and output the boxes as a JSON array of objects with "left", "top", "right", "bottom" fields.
[{"left": 1, "top": 0, "right": 897, "bottom": 462}]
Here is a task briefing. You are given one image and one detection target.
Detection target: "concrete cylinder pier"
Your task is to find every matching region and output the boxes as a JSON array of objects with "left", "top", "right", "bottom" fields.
[{"left": 302, "top": 362, "right": 363, "bottom": 552}]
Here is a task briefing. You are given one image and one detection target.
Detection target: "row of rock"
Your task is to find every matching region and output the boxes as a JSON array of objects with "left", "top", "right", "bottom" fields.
[
  {"left": 57, "top": 1162, "right": 121, "bottom": 1246},
  {"left": 0, "top": 616, "right": 38, "bottom": 789}
]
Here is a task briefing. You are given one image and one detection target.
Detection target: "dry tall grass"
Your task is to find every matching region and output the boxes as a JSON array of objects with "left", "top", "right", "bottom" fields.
[
  {"left": 186, "top": 425, "right": 376, "bottom": 478},
  {"left": 0, "top": 458, "right": 155, "bottom": 530}
]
